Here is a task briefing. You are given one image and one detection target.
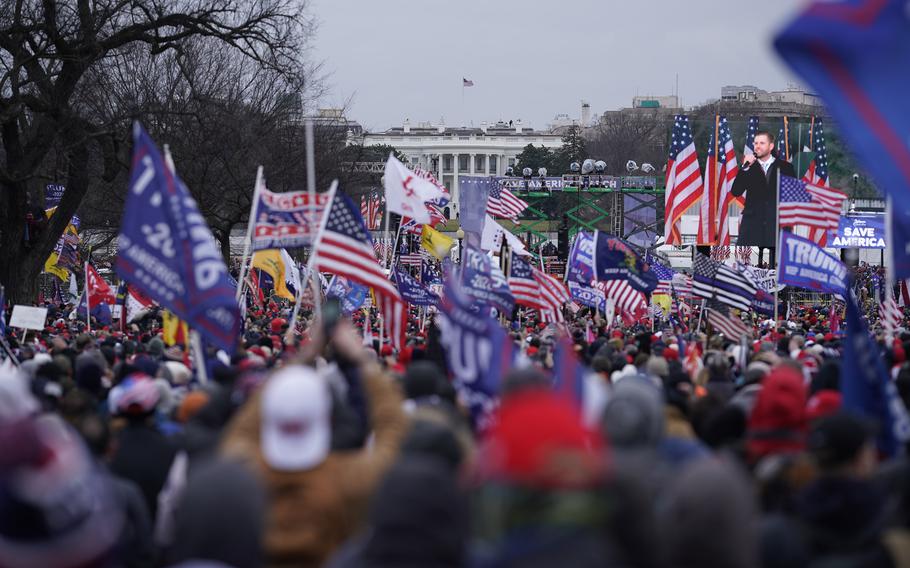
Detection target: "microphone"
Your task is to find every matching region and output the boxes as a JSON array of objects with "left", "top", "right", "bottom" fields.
[{"left": 741, "top": 156, "right": 755, "bottom": 171}]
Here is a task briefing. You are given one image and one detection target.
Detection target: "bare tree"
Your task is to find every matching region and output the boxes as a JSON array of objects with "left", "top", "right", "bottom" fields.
[
  {"left": 586, "top": 110, "right": 673, "bottom": 173},
  {"left": 0, "top": 0, "right": 314, "bottom": 302}
]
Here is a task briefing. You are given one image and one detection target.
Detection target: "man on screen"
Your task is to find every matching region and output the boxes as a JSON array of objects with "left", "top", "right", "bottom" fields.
[{"left": 732, "top": 131, "right": 796, "bottom": 267}]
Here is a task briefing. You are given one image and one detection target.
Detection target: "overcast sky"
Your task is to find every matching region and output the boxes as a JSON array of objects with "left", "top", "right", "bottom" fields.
[{"left": 309, "top": 0, "right": 807, "bottom": 132}]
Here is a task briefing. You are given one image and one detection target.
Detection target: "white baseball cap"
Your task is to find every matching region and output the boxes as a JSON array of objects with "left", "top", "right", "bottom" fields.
[{"left": 261, "top": 365, "right": 332, "bottom": 471}]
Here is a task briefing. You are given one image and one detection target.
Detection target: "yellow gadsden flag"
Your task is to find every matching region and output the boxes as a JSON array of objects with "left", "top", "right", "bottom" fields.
[
  {"left": 251, "top": 249, "right": 294, "bottom": 300},
  {"left": 162, "top": 310, "right": 189, "bottom": 347},
  {"left": 420, "top": 225, "right": 454, "bottom": 260},
  {"left": 44, "top": 252, "right": 70, "bottom": 280}
]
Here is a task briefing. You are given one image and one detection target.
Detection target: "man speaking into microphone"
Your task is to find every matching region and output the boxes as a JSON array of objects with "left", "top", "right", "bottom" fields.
[{"left": 731, "top": 130, "right": 795, "bottom": 267}]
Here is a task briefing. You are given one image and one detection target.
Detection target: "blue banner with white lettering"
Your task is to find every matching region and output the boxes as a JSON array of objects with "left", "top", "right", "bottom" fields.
[
  {"left": 778, "top": 232, "right": 848, "bottom": 297},
  {"left": 421, "top": 260, "right": 442, "bottom": 286},
  {"left": 325, "top": 276, "right": 368, "bottom": 315},
  {"left": 827, "top": 216, "right": 886, "bottom": 249},
  {"left": 458, "top": 177, "right": 492, "bottom": 247},
  {"left": 568, "top": 281, "right": 606, "bottom": 311},
  {"left": 461, "top": 247, "right": 514, "bottom": 315},
  {"left": 116, "top": 123, "right": 241, "bottom": 353},
  {"left": 393, "top": 267, "right": 438, "bottom": 307},
  {"left": 45, "top": 184, "right": 66, "bottom": 209},
  {"left": 592, "top": 231, "right": 658, "bottom": 293},
  {"left": 437, "top": 276, "right": 513, "bottom": 429},
  {"left": 843, "top": 292, "right": 910, "bottom": 457},
  {"left": 566, "top": 231, "right": 595, "bottom": 284}
]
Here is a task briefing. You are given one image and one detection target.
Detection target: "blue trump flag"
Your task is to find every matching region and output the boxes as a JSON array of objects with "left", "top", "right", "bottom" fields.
[
  {"left": 566, "top": 231, "right": 595, "bottom": 284},
  {"left": 843, "top": 292, "right": 910, "bottom": 457},
  {"left": 778, "top": 232, "right": 848, "bottom": 297},
  {"left": 393, "top": 267, "right": 438, "bottom": 307},
  {"left": 553, "top": 335, "right": 585, "bottom": 407},
  {"left": 568, "top": 281, "right": 606, "bottom": 311},
  {"left": 325, "top": 276, "right": 368, "bottom": 315},
  {"left": 75, "top": 292, "right": 112, "bottom": 326},
  {"left": 592, "top": 231, "right": 658, "bottom": 293},
  {"left": 421, "top": 259, "right": 442, "bottom": 286},
  {"left": 437, "top": 275, "right": 514, "bottom": 428},
  {"left": 116, "top": 123, "right": 240, "bottom": 353},
  {"left": 461, "top": 247, "right": 514, "bottom": 315},
  {"left": 774, "top": 0, "right": 910, "bottom": 278}
]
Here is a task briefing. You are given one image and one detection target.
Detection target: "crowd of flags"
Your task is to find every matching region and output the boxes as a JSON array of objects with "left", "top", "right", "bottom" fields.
[{"left": 664, "top": 114, "right": 847, "bottom": 249}]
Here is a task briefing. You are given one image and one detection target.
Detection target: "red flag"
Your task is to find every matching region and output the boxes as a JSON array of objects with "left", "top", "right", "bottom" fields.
[{"left": 85, "top": 263, "right": 115, "bottom": 308}]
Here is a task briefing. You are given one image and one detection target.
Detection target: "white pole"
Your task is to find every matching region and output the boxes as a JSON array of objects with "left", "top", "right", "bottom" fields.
[
  {"left": 388, "top": 219, "right": 404, "bottom": 275},
  {"left": 84, "top": 261, "right": 91, "bottom": 333},
  {"left": 886, "top": 195, "right": 896, "bottom": 344},
  {"left": 236, "top": 167, "right": 265, "bottom": 302},
  {"left": 382, "top": 209, "right": 392, "bottom": 272},
  {"left": 774, "top": 171, "right": 781, "bottom": 323},
  {"left": 303, "top": 180, "right": 338, "bottom": 325},
  {"left": 304, "top": 119, "right": 322, "bottom": 325},
  {"left": 190, "top": 330, "right": 208, "bottom": 384}
]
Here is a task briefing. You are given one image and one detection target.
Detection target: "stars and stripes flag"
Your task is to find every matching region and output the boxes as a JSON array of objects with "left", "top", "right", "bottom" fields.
[
  {"left": 402, "top": 204, "right": 447, "bottom": 234},
  {"left": 692, "top": 253, "right": 757, "bottom": 312},
  {"left": 398, "top": 253, "right": 423, "bottom": 267},
  {"left": 360, "top": 191, "right": 382, "bottom": 230},
  {"left": 800, "top": 117, "right": 835, "bottom": 245},
  {"left": 779, "top": 176, "right": 846, "bottom": 242},
  {"left": 743, "top": 116, "right": 759, "bottom": 157},
  {"left": 373, "top": 238, "right": 394, "bottom": 262},
  {"left": 507, "top": 252, "right": 544, "bottom": 309},
  {"left": 310, "top": 188, "right": 406, "bottom": 349},
  {"left": 486, "top": 182, "right": 528, "bottom": 221},
  {"left": 647, "top": 255, "right": 675, "bottom": 295},
  {"left": 706, "top": 306, "right": 750, "bottom": 339},
  {"left": 672, "top": 273, "right": 694, "bottom": 298},
  {"left": 880, "top": 297, "right": 902, "bottom": 336},
  {"left": 699, "top": 116, "right": 738, "bottom": 246},
  {"left": 665, "top": 115, "right": 704, "bottom": 245},
  {"left": 533, "top": 266, "right": 570, "bottom": 322},
  {"left": 594, "top": 280, "right": 647, "bottom": 321},
  {"left": 463, "top": 78, "right": 474, "bottom": 87}
]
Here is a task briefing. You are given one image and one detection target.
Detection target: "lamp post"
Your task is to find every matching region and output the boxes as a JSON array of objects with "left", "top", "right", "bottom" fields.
[{"left": 456, "top": 227, "right": 465, "bottom": 264}]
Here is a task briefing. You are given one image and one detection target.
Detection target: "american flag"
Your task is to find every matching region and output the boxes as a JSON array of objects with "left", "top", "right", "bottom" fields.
[
  {"left": 311, "top": 191, "right": 405, "bottom": 349},
  {"left": 692, "top": 253, "right": 757, "bottom": 312},
  {"left": 800, "top": 117, "right": 834, "bottom": 245},
  {"left": 594, "top": 280, "right": 647, "bottom": 319},
  {"left": 486, "top": 182, "right": 528, "bottom": 220},
  {"left": 507, "top": 252, "right": 544, "bottom": 309},
  {"left": 706, "top": 307, "right": 750, "bottom": 339},
  {"left": 672, "top": 273, "right": 694, "bottom": 298},
  {"left": 711, "top": 246, "right": 731, "bottom": 261},
  {"left": 779, "top": 176, "right": 846, "bottom": 238},
  {"left": 402, "top": 204, "right": 447, "bottom": 235},
  {"left": 775, "top": 116, "right": 792, "bottom": 161},
  {"left": 743, "top": 116, "right": 759, "bottom": 157},
  {"left": 647, "top": 255, "right": 675, "bottom": 295},
  {"left": 398, "top": 253, "right": 423, "bottom": 267},
  {"left": 699, "top": 116, "right": 738, "bottom": 246},
  {"left": 735, "top": 246, "right": 753, "bottom": 265},
  {"left": 360, "top": 191, "right": 382, "bottom": 230},
  {"left": 533, "top": 266, "right": 569, "bottom": 322},
  {"left": 665, "top": 116, "right": 704, "bottom": 245},
  {"left": 880, "top": 297, "right": 902, "bottom": 337}
]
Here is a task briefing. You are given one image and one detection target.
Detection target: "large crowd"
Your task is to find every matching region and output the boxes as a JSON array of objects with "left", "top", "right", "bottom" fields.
[{"left": 2, "top": 272, "right": 910, "bottom": 568}]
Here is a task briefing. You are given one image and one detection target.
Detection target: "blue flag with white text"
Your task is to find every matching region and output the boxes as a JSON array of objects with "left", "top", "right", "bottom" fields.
[
  {"left": 461, "top": 247, "right": 514, "bottom": 315},
  {"left": 843, "top": 292, "right": 910, "bottom": 457},
  {"left": 116, "top": 123, "right": 240, "bottom": 353},
  {"left": 393, "top": 267, "right": 439, "bottom": 307},
  {"left": 566, "top": 231, "right": 595, "bottom": 285},
  {"left": 778, "top": 232, "right": 848, "bottom": 297},
  {"left": 326, "top": 276, "right": 368, "bottom": 315},
  {"left": 774, "top": 0, "right": 910, "bottom": 279}
]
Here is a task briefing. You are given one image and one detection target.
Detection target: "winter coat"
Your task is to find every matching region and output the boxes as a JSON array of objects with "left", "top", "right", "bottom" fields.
[{"left": 220, "top": 362, "right": 408, "bottom": 568}]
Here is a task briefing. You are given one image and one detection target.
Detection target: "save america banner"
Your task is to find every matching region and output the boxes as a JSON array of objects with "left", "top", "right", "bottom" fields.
[{"left": 827, "top": 216, "right": 886, "bottom": 249}]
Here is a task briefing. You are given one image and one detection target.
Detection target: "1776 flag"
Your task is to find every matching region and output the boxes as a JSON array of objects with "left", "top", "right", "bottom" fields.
[
  {"left": 310, "top": 186, "right": 406, "bottom": 349},
  {"left": 116, "top": 123, "right": 240, "bottom": 353},
  {"left": 665, "top": 116, "right": 704, "bottom": 245}
]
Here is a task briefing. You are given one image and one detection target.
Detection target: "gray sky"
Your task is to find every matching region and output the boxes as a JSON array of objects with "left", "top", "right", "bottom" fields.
[{"left": 309, "top": 0, "right": 806, "bottom": 132}]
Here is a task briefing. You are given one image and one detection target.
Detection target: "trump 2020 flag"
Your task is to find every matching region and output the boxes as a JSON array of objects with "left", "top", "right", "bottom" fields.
[
  {"left": 437, "top": 275, "right": 514, "bottom": 428},
  {"left": 461, "top": 247, "right": 514, "bottom": 315},
  {"left": 383, "top": 154, "right": 446, "bottom": 224},
  {"left": 116, "top": 123, "right": 240, "bottom": 353},
  {"left": 778, "top": 232, "right": 848, "bottom": 297},
  {"left": 567, "top": 231, "right": 595, "bottom": 285},
  {"left": 393, "top": 267, "right": 439, "bottom": 307},
  {"left": 592, "top": 231, "right": 658, "bottom": 293},
  {"left": 843, "top": 292, "right": 910, "bottom": 457}
]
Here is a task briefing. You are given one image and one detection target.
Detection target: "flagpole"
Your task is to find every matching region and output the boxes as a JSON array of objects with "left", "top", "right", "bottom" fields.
[
  {"left": 885, "top": 195, "right": 895, "bottom": 344},
  {"left": 774, "top": 171, "right": 781, "bottom": 323},
  {"left": 236, "top": 167, "right": 265, "bottom": 302},
  {"left": 84, "top": 261, "right": 91, "bottom": 333},
  {"left": 304, "top": 119, "right": 324, "bottom": 324},
  {"left": 190, "top": 330, "right": 208, "bottom": 384},
  {"left": 388, "top": 218, "right": 404, "bottom": 275},
  {"left": 303, "top": 181, "right": 338, "bottom": 328},
  {"left": 695, "top": 298, "right": 706, "bottom": 334}
]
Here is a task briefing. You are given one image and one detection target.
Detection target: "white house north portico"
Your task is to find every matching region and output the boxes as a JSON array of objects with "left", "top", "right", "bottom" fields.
[{"left": 355, "top": 119, "right": 562, "bottom": 217}]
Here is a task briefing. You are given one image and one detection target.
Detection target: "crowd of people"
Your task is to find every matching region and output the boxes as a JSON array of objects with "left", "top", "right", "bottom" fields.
[{"left": 2, "top": 274, "right": 910, "bottom": 568}]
